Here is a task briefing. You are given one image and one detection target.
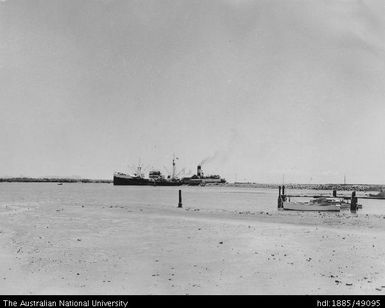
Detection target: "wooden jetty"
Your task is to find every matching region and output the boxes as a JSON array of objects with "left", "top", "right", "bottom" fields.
[{"left": 279, "top": 187, "right": 361, "bottom": 212}]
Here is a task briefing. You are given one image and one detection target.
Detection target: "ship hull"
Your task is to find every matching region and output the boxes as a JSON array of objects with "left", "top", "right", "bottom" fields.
[
  {"left": 113, "top": 175, "right": 181, "bottom": 186},
  {"left": 182, "top": 178, "right": 226, "bottom": 186},
  {"left": 151, "top": 180, "right": 182, "bottom": 186},
  {"left": 113, "top": 175, "right": 150, "bottom": 186}
]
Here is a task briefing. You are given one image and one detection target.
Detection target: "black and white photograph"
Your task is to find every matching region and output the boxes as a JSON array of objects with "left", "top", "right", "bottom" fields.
[{"left": 1, "top": 0, "right": 385, "bottom": 298}]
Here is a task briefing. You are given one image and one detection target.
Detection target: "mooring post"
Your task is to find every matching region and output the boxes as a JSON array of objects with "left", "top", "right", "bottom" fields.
[
  {"left": 350, "top": 191, "right": 357, "bottom": 213},
  {"left": 282, "top": 185, "right": 286, "bottom": 201},
  {"left": 333, "top": 189, "right": 337, "bottom": 197},
  {"left": 178, "top": 189, "right": 182, "bottom": 208},
  {"left": 278, "top": 186, "right": 283, "bottom": 209}
]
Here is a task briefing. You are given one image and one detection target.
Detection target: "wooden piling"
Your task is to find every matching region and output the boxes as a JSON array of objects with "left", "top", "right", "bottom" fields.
[
  {"left": 350, "top": 191, "right": 357, "bottom": 212},
  {"left": 282, "top": 185, "right": 286, "bottom": 201},
  {"left": 333, "top": 190, "right": 337, "bottom": 197},
  {"left": 178, "top": 190, "right": 183, "bottom": 208},
  {"left": 278, "top": 186, "right": 283, "bottom": 209}
]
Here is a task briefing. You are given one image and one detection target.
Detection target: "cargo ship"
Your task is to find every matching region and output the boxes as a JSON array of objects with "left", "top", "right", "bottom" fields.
[
  {"left": 182, "top": 165, "right": 226, "bottom": 186},
  {"left": 113, "top": 157, "right": 182, "bottom": 186}
]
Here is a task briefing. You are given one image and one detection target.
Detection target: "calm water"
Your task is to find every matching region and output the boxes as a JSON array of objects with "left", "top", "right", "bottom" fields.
[{"left": 0, "top": 183, "right": 384, "bottom": 215}]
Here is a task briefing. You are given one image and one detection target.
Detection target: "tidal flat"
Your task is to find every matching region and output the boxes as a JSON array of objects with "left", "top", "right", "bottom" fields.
[{"left": 0, "top": 183, "right": 385, "bottom": 294}]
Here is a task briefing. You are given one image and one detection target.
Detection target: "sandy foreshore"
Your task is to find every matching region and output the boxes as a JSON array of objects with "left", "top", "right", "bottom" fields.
[{"left": 0, "top": 200, "right": 385, "bottom": 294}]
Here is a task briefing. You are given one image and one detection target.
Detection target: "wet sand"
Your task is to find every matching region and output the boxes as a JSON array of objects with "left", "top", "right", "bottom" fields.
[{"left": 0, "top": 200, "right": 385, "bottom": 294}]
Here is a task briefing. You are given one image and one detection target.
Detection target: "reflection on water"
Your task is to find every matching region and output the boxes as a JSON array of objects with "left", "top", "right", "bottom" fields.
[{"left": 0, "top": 183, "right": 384, "bottom": 215}]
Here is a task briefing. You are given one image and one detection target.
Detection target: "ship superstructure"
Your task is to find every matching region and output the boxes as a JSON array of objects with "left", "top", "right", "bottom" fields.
[
  {"left": 182, "top": 165, "right": 226, "bottom": 186},
  {"left": 149, "top": 155, "right": 182, "bottom": 186}
]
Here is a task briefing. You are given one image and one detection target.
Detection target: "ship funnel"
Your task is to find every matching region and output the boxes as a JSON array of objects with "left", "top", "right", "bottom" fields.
[{"left": 197, "top": 165, "right": 203, "bottom": 178}]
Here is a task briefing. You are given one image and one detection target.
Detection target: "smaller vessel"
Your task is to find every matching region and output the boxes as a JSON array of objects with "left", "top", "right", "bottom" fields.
[
  {"left": 368, "top": 191, "right": 385, "bottom": 199},
  {"left": 277, "top": 186, "right": 362, "bottom": 212},
  {"left": 339, "top": 199, "right": 362, "bottom": 209},
  {"left": 282, "top": 197, "right": 341, "bottom": 212}
]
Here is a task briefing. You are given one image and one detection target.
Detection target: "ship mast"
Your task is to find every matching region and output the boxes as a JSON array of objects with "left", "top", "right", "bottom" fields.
[
  {"left": 137, "top": 159, "right": 143, "bottom": 177},
  {"left": 172, "top": 154, "right": 178, "bottom": 180}
]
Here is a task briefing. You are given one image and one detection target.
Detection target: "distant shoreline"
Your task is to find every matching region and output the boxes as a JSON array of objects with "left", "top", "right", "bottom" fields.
[
  {"left": 0, "top": 178, "right": 384, "bottom": 191},
  {"left": 224, "top": 182, "right": 385, "bottom": 192},
  {"left": 0, "top": 177, "right": 112, "bottom": 183}
]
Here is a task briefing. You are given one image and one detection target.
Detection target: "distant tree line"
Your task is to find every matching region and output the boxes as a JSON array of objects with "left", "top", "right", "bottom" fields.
[
  {"left": 0, "top": 177, "right": 112, "bottom": 183},
  {"left": 230, "top": 182, "right": 385, "bottom": 192}
]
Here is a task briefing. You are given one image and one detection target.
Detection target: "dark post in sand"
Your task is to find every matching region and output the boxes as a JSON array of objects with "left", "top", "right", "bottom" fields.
[
  {"left": 278, "top": 186, "right": 283, "bottom": 209},
  {"left": 350, "top": 191, "right": 357, "bottom": 213},
  {"left": 178, "top": 190, "right": 183, "bottom": 208}
]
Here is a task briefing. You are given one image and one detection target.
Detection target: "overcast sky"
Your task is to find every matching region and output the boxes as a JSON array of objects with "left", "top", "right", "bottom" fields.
[{"left": 1, "top": 0, "right": 385, "bottom": 183}]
